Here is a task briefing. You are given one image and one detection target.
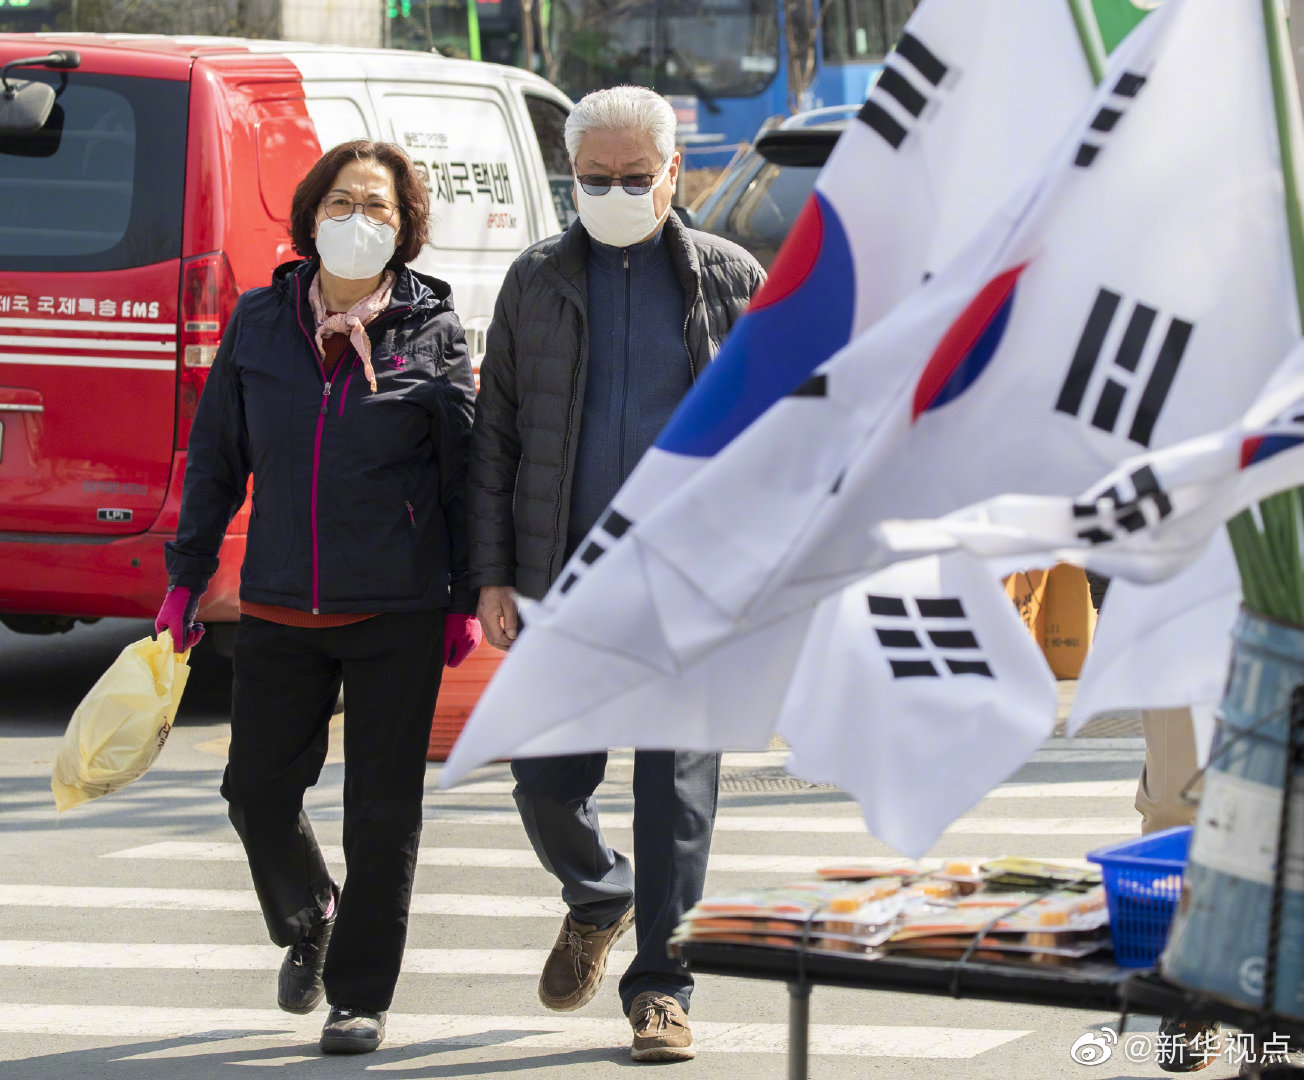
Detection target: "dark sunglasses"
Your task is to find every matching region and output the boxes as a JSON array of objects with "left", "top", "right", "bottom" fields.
[{"left": 574, "top": 163, "right": 668, "bottom": 197}]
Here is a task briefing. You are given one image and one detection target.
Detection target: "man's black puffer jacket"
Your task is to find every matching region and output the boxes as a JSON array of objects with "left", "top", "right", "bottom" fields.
[
  {"left": 166, "top": 259, "right": 478, "bottom": 614},
  {"left": 470, "top": 213, "right": 765, "bottom": 600}
]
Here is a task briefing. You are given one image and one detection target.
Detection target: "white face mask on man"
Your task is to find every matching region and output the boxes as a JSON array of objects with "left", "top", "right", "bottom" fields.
[
  {"left": 315, "top": 213, "right": 398, "bottom": 280},
  {"left": 573, "top": 157, "right": 672, "bottom": 249}
]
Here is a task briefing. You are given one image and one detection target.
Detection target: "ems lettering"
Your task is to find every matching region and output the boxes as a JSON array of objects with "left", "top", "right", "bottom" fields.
[
  {"left": 123, "top": 301, "right": 160, "bottom": 319},
  {"left": 1055, "top": 287, "right": 1193, "bottom": 447},
  {"left": 866, "top": 593, "right": 994, "bottom": 679},
  {"left": 858, "top": 32, "right": 949, "bottom": 151}
]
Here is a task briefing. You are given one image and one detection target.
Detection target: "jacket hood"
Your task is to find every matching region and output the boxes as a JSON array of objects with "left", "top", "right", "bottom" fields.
[{"left": 270, "top": 258, "right": 454, "bottom": 317}]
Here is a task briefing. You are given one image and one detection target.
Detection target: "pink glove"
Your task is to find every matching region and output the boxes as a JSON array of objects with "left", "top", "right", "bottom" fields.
[
  {"left": 155, "top": 586, "right": 205, "bottom": 652},
  {"left": 443, "top": 612, "right": 483, "bottom": 668}
]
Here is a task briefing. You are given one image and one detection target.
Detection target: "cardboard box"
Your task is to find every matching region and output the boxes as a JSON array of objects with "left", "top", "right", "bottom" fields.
[{"left": 1003, "top": 564, "right": 1097, "bottom": 679}]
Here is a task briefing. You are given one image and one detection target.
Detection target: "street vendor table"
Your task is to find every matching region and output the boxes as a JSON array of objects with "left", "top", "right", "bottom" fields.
[
  {"left": 673, "top": 942, "right": 1304, "bottom": 1079},
  {"left": 673, "top": 940, "right": 1131, "bottom": 1079}
]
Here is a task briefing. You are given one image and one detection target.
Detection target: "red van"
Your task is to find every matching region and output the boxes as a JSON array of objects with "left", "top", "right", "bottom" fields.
[{"left": 0, "top": 34, "right": 573, "bottom": 649}]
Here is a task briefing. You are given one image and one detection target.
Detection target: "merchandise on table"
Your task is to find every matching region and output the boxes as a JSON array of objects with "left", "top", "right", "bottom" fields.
[{"left": 671, "top": 859, "right": 1111, "bottom": 967}]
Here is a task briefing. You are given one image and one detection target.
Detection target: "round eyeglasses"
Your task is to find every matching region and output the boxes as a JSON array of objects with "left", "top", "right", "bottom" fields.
[
  {"left": 319, "top": 195, "right": 398, "bottom": 225},
  {"left": 574, "top": 160, "right": 669, "bottom": 197}
]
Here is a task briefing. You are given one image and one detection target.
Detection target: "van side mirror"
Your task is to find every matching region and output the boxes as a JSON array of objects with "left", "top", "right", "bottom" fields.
[
  {"left": 0, "top": 80, "right": 55, "bottom": 135},
  {"left": 0, "top": 52, "right": 80, "bottom": 136}
]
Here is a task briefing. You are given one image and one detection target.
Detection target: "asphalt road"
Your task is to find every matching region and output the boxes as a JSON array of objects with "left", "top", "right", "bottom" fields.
[{"left": 0, "top": 618, "right": 1245, "bottom": 1079}]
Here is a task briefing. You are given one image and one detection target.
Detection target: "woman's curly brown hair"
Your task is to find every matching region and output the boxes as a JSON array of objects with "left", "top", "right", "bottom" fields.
[{"left": 289, "top": 140, "right": 430, "bottom": 269}]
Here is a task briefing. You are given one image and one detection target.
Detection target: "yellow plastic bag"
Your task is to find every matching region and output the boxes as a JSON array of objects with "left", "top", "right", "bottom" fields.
[{"left": 51, "top": 630, "right": 191, "bottom": 811}]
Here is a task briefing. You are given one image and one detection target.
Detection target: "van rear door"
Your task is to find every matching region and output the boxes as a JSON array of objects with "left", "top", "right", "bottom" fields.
[
  {"left": 365, "top": 79, "right": 540, "bottom": 370},
  {"left": 0, "top": 55, "right": 187, "bottom": 535}
]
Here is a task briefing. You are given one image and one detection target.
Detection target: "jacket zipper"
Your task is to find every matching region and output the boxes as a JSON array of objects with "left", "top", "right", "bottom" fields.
[
  {"left": 293, "top": 276, "right": 416, "bottom": 614},
  {"left": 405, "top": 499, "right": 416, "bottom": 528},
  {"left": 552, "top": 303, "right": 586, "bottom": 579},
  {"left": 619, "top": 248, "right": 631, "bottom": 477},
  {"left": 683, "top": 274, "right": 700, "bottom": 382},
  {"left": 311, "top": 379, "right": 332, "bottom": 613}
]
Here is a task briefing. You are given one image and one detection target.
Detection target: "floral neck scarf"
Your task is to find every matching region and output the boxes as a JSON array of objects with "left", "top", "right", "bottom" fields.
[{"left": 308, "top": 269, "right": 396, "bottom": 393}]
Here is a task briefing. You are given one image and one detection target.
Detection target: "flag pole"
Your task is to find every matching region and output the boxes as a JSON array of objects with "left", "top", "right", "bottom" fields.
[
  {"left": 1263, "top": 0, "right": 1304, "bottom": 329},
  {"left": 1066, "top": 0, "right": 1108, "bottom": 85},
  {"left": 1225, "top": 1, "right": 1304, "bottom": 623}
]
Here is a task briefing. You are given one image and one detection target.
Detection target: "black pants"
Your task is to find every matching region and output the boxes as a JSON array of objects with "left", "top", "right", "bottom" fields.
[
  {"left": 221, "top": 611, "right": 444, "bottom": 1011},
  {"left": 511, "top": 750, "right": 721, "bottom": 1015}
]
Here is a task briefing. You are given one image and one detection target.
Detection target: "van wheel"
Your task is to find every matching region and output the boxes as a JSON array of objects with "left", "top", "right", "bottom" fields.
[{"left": 209, "top": 622, "right": 237, "bottom": 659}]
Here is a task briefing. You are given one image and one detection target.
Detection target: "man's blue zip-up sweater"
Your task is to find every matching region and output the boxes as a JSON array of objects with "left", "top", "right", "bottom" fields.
[{"left": 565, "top": 228, "right": 691, "bottom": 557}]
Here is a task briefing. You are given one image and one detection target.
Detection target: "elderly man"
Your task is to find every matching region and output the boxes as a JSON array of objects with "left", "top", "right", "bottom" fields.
[{"left": 468, "top": 85, "right": 764, "bottom": 1062}]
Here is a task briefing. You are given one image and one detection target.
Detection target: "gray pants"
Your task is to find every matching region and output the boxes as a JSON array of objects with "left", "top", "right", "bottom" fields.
[{"left": 511, "top": 749, "right": 721, "bottom": 1015}]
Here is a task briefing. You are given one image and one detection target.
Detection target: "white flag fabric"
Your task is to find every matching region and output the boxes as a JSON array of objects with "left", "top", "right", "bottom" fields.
[
  {"left": 639, "top": 0, "right": 1296, "bottom": 633},
  {"left": 580, "top": 0, "right": 1096, "bottom": 535},
  {"left": 876, "top": 342, "right": 1304, "bottom": 584},
  {"left": 447, "top": 0, "right": 1295, "bottom": 798},
  {"left": 443, "top": 0, "right": 1096, "bottom": 789},
  {"left": 777, "top": 552, "right": 1057, "bottom": 857},
  {"left": 1069, "top": 533, "right": 1240, "bottom": 747}
]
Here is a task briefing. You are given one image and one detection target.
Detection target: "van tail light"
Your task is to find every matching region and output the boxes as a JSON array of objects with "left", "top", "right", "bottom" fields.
[{"left": 176, "top": 251, "right": 238, "bottom": 450}]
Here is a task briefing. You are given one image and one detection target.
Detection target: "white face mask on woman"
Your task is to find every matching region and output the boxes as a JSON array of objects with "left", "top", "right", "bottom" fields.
[
  {"left": 574, "top": 157, "right": 672, "bottom": 249},
  {"left": 315, "top": 213, "right": 398, "bottom": 280}
]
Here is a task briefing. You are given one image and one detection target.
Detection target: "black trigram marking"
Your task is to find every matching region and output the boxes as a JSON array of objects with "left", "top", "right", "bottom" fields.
[
  {"left": 1072, "top": 464, "right": 1173, "bottom": 544},
  {"left": 1055, "top": 288, "right": 1193, "bottom": 447},
  {"left": 557, "top": 509, "right": 635, "bottom": 595},
  {"left": 1075, "top": 71, "right": 1147, "bottom": 167},
  {"left": 790, "top": 373, "right": 827, "bottom": 398},
  {"left": 858, "top": 31, "right": 948, "bottom": 151},
  {"left": 867, "top": 593, "right": 994, "bottom": 679}
]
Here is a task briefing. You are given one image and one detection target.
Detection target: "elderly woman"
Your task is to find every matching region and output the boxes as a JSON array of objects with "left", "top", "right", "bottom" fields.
[{"left": 156, "top": 140, "right": 480, "bottom": 1054}]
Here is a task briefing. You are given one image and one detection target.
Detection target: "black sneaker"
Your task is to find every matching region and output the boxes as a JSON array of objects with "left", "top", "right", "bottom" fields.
[
  {"left": 320, "top": 1005, "right": 386, "bottom": 1054},
  {"left": 277, "top": 910, "right": 335, "bottom": 1014}
]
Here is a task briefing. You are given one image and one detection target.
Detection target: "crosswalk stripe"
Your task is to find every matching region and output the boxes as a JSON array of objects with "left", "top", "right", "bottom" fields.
[
  {"left": 2, "top": 776, "right": 1145, "bottom": 810},
  {"left": 983, "top": 780, "right": 1138, "bottom": 799},
  {"left": 103, "top": 842, "right": 1093, "bottom": 873},
  {"left": 0, "top": 941, "right": 606, "bottom": 974},
  {"left": 0, "top": 886, "right": 566, "bottom": 917},
  {"left": 0, "top": 1003, "right": 1032, "bottom": 1058},
  {"left": 300, "top": 809, "right": 1140, "bottom": 835}
]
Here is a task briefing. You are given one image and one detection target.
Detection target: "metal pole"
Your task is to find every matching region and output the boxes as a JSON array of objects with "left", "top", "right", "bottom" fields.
[
  {"left": 1293, "top": 0, "right": 1304, "bottom": 119},
  {"left": 787, "top": 981, "right": 810, "bottom": 1080},
  {"left": 1264, "top": 0, "right": 1304, "bottom": 330},
  {"left": 1065, "top": 0, "right": 1108, "bottom": 86}
]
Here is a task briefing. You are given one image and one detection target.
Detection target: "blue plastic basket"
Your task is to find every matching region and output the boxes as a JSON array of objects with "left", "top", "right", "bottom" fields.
[{"left": 1086, "top": 826, "right": 1191, "bottom": 968}]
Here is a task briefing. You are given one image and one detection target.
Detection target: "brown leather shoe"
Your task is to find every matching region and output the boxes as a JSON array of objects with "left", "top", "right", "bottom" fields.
[
  {"left": 629, "top": 991, "right": 696, "bottom": 1062},
  {"left": 537, "top": 905, "right": 635, "bottom": 1012}
]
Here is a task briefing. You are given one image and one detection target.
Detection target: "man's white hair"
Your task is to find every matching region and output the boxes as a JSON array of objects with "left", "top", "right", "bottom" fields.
[{"left": 564, "top": 86, "right": 677, "bottom": 164}]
